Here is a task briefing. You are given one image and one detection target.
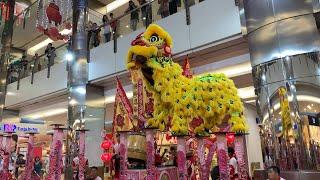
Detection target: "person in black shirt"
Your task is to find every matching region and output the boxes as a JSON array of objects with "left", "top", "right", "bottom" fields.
[
  {"left": 45, "top": 43, "right": 56, "bottom": 66},
  {"left": 15, "top": 154, "right": 26, "bottom": 178},
  {"left": 126, "top": 0, "right": 139, "bottom": 31}
]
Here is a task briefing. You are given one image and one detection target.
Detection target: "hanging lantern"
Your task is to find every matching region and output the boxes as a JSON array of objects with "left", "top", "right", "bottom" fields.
[
  {"left": 104, "top": 133, "right": 113, "bottom": 141},
  {"left": 226, "top": 133, "right": 235, "bottom": 144},
  {"left": 100, "top": 153, "right": 112, "bottom": 162},
  {"left": 101, "top": 140, "right": 112, "bottom": 149},
  {"left": 46, "top": 2, "right": 62, "bottom": 26}
]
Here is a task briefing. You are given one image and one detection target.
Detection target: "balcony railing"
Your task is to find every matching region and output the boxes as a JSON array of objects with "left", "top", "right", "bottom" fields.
[{"left": 7, "top": 0, "right": 206, "bottom": 87}]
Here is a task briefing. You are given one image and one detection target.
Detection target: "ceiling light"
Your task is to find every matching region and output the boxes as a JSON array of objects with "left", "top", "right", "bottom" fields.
[
  {"left": 27, "top": 28, "right": 72, "bottom": 55},
  {"left": 244, "top": 99, "right": 255, "bottom": 103},
  {"left": 74, "top": 86, "right": 86, "bottom": 95},
  {"left": 126, "top": 25, "right": 129, "bottom": 28},
  {"left": 6, "top": 91, "right": 16, "bottom": 96},
  {"left": 65, "top": 53, "right": 74, "bottom": 62},
  {"left": 307, "top": 105, "right": 312, "bottom": 110},
  {"left": 69, "top": 99, "right": 77, "bottom": 105},
  {"left": 26, "top": 108, "right": 67, "bottom": 119},
  {"left": 106, "top": 0, "right": 130, "bottom": 13}
]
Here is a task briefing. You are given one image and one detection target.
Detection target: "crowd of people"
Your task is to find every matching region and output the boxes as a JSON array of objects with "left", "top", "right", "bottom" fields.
[
  {"left": 87, "top": 0, "right": 206, "bottom": 48},
  {"left": 7, "top": 43, "right": 56, "bottom": 84}
]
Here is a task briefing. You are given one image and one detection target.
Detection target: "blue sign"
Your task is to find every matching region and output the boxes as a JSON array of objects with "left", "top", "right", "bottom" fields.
[{"left": 0, "top": 123, "right": 39, "bottom": 133}]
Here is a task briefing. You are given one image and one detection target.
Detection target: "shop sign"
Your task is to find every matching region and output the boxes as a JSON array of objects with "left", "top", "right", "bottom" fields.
[
  {"left": 0, "top": 123, "right": 39, "bottom": 133},
  {"left": 308, "top": 115, "right": 320, "bottom": 126}
]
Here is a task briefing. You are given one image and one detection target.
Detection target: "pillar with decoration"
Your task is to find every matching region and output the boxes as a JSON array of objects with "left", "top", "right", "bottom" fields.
[
  {"left": 177, "top": 136, "right": 187, "bottom": 180},
  {"left": 216, "top": 132, "right": 229, "bottom": 180},
  {"left": 145, "top": 128, "right": 156, "bottom": 179},
  {"left": 24, "top": 132, "right": 38, "bottom": 180},
  {"left": 234, "top": 134, "right": 249, "bottom": 179},
  {"left": 76, "top": 129, "right": 89, "bottom": 180},
  {"left": 1, "top": 132, "right": 13, "bottom": 180},
  {"left": 119, "top": 131, "right": 129, "bottom": 179},
  {"left": 47, "top": 124, "right": 65, "bottom": 180}
]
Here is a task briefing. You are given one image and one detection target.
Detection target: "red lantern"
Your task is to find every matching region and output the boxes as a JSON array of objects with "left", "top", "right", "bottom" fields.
[
  {"left": 100, "top": 153, "right": 112, "bottom": 162},
  {"left": 104, "top": 133, "right": 113, "bottom": 140},
  {"left": 46, "top": 2, "right": 62, "bottom": 26},
  {"left": 226, "top": 133, "right": 235, "bottom": 144},
  {"left": 101, "top": 140, "right": 112, "bottom": 149}
]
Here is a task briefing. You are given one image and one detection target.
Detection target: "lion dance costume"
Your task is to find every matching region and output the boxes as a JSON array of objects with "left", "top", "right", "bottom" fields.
[{"left": 127, "top": 24, "right": 247, "bottom": 136}]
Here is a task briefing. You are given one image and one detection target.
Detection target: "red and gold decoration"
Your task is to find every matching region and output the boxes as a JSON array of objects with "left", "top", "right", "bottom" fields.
[
  {"left": 278, "top": 87, "right": 294, "bottom": 137},
  {"left": 110, "top": 24, "right": 250, "bottom": 180},
  {"left": 47, "top": 124, "right": 64, "bottom": 180},
  {"left": 23, "top": 132, "right": 37, "bottom": 180},
  {"left": 36, "top": 0, "right": 72, "bottom": 41}
]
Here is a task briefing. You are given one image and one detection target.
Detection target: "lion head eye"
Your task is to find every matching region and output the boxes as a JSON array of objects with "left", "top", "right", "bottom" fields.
[{"left": 149, "top": 34, "right": 159, "bottom": 43}]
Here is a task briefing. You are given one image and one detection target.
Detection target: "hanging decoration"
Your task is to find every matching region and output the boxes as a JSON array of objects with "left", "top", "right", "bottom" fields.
[
  {"left": 0, "top": 1, "right": 10, "bottom": 22},
  {"left": 279, "top": 87, "right": 294, "bottom": 137},
  {"left": 36, "top": 0, "right": 72, "bottom": 41},
  {"left": 113, "top": 77, "right": 134, "bottom": 132},
  {"left": 182, "top": 55, "right": 193, "bottom": 78}
]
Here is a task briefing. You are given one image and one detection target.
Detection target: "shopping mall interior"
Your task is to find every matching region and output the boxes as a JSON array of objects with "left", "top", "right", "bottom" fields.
[{"left": 0, "top": 0, "right": 319, "bottom": 179}]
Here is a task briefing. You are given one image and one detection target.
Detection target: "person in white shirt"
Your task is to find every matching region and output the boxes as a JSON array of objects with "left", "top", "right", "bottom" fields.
[
  {"left": 89, "top": 166, "right": 102, "bottom": 180},
  {"left": 228, "top": 147, "right": 238, "bottom": 179},
  {"left": 267, "top": 166, "right": 286, "bottom": 180}
]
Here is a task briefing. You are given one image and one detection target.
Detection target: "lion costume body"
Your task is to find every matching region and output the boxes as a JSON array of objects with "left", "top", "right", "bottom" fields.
[{"left": 127, "top": 24, "right": 247, "bottom": 135}]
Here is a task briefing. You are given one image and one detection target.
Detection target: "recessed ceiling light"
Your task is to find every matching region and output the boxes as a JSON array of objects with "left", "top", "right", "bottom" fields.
[
  {"left": 126, "top": 25, "right": 129, "bottom": 28},
  {"left": 307, "top": 105, "right": 312, "bottom": 110},
  {"left": 106, "top": 0, "right": 130, "bottom": 13}
]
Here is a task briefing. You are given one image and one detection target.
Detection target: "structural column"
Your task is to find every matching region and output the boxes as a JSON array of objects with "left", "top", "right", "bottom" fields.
[
  {"left": 66, "top": 0, "right": 88, "bottom": 179},
  {"left": 241, "top": 0, "right": 320, "bottom": 171},
  {"left": 0, "top": 0, "right": 16, "bottom": 121}
]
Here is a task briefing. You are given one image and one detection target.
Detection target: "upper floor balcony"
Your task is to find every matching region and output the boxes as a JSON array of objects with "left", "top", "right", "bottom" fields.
[{"left": 5, "top": 0, "right": 244, "bottom": 109}]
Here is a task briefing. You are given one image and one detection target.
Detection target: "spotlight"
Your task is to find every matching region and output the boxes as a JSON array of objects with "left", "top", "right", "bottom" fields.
[{"left": 65, "top": 53, "right": 74, "bottom": 62}]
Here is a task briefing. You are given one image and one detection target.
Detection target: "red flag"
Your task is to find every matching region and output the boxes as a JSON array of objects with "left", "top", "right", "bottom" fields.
[
  {"left": 182, "top": 56, "right": 193, "bottom": 78},
  {"left": 112, "top": 77, "right": 134, "bottom": 135}
]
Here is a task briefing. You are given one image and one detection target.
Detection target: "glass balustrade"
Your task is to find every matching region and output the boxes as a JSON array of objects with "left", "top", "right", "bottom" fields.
[{"left": 7, "top": 0, "right": 206, "bottom": 85}]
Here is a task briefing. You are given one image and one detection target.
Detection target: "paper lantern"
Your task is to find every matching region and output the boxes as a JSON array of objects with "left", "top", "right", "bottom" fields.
[
  {"left": 226, "top": 133, "right": 235, "bottom": 144},
  {"left": 101, "top": 140, "right": 112, "bottom": 149},
  {"left": 104, "top": 133, "right": 113, "bottom": 140},
  {"left": 101, "top": 153, "right": 112, "bottom": 162}
]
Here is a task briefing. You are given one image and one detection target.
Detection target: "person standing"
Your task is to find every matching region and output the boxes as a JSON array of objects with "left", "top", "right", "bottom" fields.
[
  {"left": 15, "top": 154, "right": 26, "bottom": 178},
  {"left": 88, "top": 166, "right": 102, "bottom": 180},
  {"left": 110, "top": 13, "right": 119, "bottom": 39},
  {"left": 126, "top": 0, "right": 139, "bottom": 31},
  {"left": 45, "top": 43, "right": 56, "bottom": 67},
  {"left": 228, "top": 147, "right": 238, "bottom": 180},
  {"left": 33, "top": 156, "right": 43, "bottom": 177},
  {"left": 267, "top": 166, "right": 286, "bottom": 180},
  {"left": 158, "top": 0, "right": 169, "bottom": 18},
  {"left": 169, "top": 0, "right": 179, "bottom": 15},
  {"left": 102, "top": 15, "right": 111, "bottom": 43},
  {"left": 87, "top": 21, "right": 93, "bottom": 49},
  {"left": 89, "top": 23, "right": 101, "bottom": 48},
  {"left": 20, "top": 55, "right": 28, "bottom": 76}
]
